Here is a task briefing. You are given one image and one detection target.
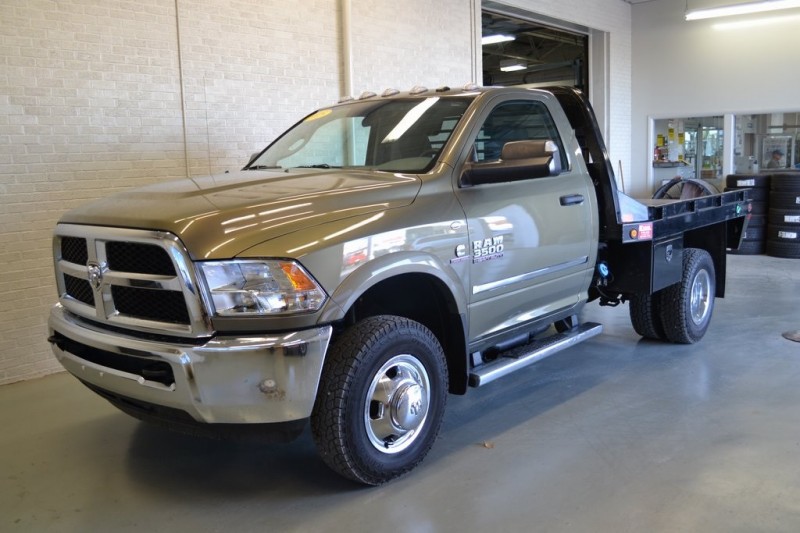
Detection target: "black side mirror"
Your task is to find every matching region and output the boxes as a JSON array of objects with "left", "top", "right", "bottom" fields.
[{"left": 461, "top": 140, "right": 562, "bottom": 187}]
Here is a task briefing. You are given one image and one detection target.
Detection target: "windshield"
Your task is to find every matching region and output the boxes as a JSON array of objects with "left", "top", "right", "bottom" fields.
[{"left": 247, "top": 96, "right": 472, "bottom": 173}]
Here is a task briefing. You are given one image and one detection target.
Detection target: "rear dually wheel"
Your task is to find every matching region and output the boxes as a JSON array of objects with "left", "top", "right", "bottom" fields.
[{"left": 659, "top": 248, "right": 716, "bottom": 344}]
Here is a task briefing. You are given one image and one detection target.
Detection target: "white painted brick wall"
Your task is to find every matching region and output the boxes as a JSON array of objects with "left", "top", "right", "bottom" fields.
[
  {"left": 0, "top": 0, "right": 632, "bottom": 385},
  {"left": 177, "top": 0, "right": 341, "bottom": 176},
  {"left": 0, "top": 0, "right": 185, "bottom": 385},
  {"left": 349, "top": 0, "right": 474, "bottom": 94}
]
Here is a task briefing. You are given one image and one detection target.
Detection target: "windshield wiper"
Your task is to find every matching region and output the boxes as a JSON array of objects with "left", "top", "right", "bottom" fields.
[
  {"left": 291, "top": 164, "right": 341, "bottom": 169},
  {"left": 246, "top": 165, "right": 281, "bottom": 170}
]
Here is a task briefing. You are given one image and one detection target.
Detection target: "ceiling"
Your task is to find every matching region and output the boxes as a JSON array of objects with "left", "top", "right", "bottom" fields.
[{"left": 481, "top": 11, "right": 588, "bottom": 88}]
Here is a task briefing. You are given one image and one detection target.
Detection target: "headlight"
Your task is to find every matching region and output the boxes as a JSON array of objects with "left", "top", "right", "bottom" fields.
[{"left": 198, "top": 260, "right": 327, "bottom": 316}]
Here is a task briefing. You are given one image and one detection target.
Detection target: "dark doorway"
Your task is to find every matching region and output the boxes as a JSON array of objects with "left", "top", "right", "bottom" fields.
[{"left": 481, "top": 10, "right": 588, "bottom": 92}]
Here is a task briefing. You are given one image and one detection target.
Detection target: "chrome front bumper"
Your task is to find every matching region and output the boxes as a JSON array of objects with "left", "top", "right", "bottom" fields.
[{"left": 48, "top": 304, "right": 332, "bottom": 424}]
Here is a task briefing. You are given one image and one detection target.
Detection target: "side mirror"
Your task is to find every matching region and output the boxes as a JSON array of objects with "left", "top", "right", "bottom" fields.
[{"left": 461, "top": 140, "right": 562, "bottom": 187}]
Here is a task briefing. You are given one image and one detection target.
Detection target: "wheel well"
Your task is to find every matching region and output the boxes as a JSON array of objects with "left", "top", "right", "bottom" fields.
[{"left": 341, "top": 273, "right": 468, "bottom": 395}]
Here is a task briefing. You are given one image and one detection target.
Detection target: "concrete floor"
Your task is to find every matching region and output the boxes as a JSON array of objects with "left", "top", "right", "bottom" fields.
[{"left": 2, "top": 254, "right": 800, "bottom": 532}]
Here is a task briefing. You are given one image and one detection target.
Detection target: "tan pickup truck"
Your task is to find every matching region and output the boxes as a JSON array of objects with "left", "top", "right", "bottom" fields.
[{"left": 48, "top": 85, "right": 747, "bottom": 484}]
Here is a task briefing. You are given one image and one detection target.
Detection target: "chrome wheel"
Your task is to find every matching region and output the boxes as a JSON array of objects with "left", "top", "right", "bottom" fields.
[
  {"left": 364, "top": 354, "right": 431, "bottom": 454},
  {"left": 690, "top": 269, "right": 711, "bottom": 325}
]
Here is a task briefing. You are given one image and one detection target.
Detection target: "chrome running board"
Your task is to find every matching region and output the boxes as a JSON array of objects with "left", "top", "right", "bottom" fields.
[{"left": 468, "top": 322, "right": 603, "bottom": 387}]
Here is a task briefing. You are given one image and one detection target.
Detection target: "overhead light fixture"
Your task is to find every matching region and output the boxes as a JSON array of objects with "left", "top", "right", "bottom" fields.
[
  {"left": 482, "top": 34, "right": 515, "bottom": 45},
  {"left": 685, "top": 0, "right": 800, "bottom": 20},
  {"left": 712, "top": 11, "right": 800, "bottom": 27},
  {"left": 499, "top": 60, "right": 526, "bottom": 72}
]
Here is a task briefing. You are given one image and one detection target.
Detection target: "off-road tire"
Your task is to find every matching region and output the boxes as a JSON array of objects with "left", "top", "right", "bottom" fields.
[
  {"left": 766, "top": 240, "right": 800, "bottom": 258},
  {"left": 748, "top": 201, "right": 767, "bottom": 215},
  {"left": 741, "top": 225, "right": 766, "bottom": 241},
  {"left": 311, "top": 315, "right": 448, "bottom": 485},
  {"left": 768, "top": 208, "right": 800, "bottom": 226},
  {"left": 728, "top": 212, "right": 766, "bottom": 254},
  {"left": 746, "top": 214, "right": 766, "bottom": 228},
  {"left": 629, "top": 291, "right": 666, "bottom": 340},
  {"left": 769, "top": 191, "right": 800, "bottom": 210},
  {"left": 659, "top": 248, "right": 716, "bottom": 344},
  {"left": 767, "top": 225, "right": 800, "bottom": 242},
  {"left": 770, "top": 173, "right": 800, "bottom": 193},
  {"left": 725, "top": 174, "right": 771, "bottom": 189}
]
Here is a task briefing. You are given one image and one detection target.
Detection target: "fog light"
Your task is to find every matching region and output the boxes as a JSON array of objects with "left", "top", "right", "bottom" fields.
[
  {"left": 258, "top": 378, "right": 286, "bottom": 400},
  {"left": 259, "top": 379, "right": 277, "bottom": 393}
]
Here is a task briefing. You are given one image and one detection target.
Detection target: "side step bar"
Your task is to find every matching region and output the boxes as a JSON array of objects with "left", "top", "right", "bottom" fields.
[{"left": 468, "top": 322, "right": 603, "bottom": 387}]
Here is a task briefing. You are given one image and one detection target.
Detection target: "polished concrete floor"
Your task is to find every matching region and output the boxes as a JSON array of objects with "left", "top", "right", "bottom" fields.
[{"left": 2, "top": 254, "right": 800, "bottom": 532}]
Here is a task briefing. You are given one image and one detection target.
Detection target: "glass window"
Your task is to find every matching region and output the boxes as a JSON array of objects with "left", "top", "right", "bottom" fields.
[
  {"left": 474, "top": 100, "right": 567, "bottom": 168},
  {"left": 249, "top": 97, "right": 472, "bottom": 173}
]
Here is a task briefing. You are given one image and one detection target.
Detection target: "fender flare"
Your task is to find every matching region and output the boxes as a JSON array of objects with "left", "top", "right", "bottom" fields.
[{"left": 317, "top": 251, "right": 469, "bottom": 323}]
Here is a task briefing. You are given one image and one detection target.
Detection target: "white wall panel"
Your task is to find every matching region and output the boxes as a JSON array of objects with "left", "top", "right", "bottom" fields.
[{"left": 631, "top": 2, "right": 800, "bottom": 195}]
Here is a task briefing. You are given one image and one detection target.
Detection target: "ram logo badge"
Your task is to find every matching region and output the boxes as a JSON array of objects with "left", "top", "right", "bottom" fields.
[{"left": 87, "top": 263, "right": 103, "bottom": 291}]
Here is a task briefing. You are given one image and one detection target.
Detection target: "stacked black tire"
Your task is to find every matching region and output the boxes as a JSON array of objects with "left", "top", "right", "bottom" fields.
[
  {"left": 767, "top": 172, "right": 800, "bottom": 259},
  {"left": 725, "top": 174, "right": 770, "bottom": 255}
]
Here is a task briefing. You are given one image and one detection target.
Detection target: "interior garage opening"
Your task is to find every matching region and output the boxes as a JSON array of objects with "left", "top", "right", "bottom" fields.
[{"left": 481, "top": 9, "right": 589, "bottom": 92}]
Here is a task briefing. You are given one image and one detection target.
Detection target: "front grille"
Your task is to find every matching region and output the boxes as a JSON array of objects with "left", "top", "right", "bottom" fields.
[
  {"left": 107, "top": 241, "right": 176, "bottom": 276},
  {"left": 61, "top": 237, "right": 88, "bottom": 265},
  {"left": 112, "top": 286, "right": 190, "bottom": 324},
  {"left": 64, "top": 274, "right": 94, "bottom": 305},
  {"left": 53, "top": 225, "right": 210, "bottom": 337}
]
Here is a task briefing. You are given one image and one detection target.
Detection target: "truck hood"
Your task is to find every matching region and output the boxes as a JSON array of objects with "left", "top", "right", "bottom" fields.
[{"left": 59, "top": 169, "right": 421, "bottom": 259}]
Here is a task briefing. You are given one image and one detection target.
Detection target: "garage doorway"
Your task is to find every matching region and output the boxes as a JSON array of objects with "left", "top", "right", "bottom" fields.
[{"left": 481, "top": 8, "right": 589, "bottom": 92}]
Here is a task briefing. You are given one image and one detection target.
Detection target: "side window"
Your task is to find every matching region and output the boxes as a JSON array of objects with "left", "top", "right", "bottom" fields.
[{"left": 474, "top": 100, "right": 568, "bottom": 169}]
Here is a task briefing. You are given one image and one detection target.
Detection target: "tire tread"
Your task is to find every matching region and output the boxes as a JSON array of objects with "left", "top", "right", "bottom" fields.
[
  {"left": 766, "top": 240, "right": 800, "bottom": 258},
  {"left": 629, "top": 292, "right": 665, "bottom": 340}
]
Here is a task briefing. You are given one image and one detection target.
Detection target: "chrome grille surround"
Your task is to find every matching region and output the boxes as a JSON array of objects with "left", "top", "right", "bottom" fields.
[{"left": 53, "top": 224, "right": 212, "bottom": 338}]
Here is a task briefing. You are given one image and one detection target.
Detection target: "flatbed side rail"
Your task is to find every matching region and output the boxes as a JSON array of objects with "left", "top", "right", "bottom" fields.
[
  {"left": 621, "top": 189, "right": 748, "bottom": 243},
  {"left": 646, "top": 189, "right": 748, "bottom": 220}
]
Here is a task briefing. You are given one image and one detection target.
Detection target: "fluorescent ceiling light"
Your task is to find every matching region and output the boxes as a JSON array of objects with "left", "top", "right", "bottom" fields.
[
  {"left": 713, "top": 12, "right": 800, "bottom": 28},
  {"left": 685, "top": 0, "right": 800, "bottom": 20},
  {"left": 482, "top": 34, "right": 515, "bottom": 45},
  {"left": 500, "top": 62, "right": 527, "bottom": 72}
]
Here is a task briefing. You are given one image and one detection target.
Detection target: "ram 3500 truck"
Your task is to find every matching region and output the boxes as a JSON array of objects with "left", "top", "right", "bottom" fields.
[{"left": 48, "top": 85, "right": 747, "bottom": 485}]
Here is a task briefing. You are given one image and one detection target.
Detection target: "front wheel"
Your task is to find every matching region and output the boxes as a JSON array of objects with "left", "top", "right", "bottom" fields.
[
  {"left": 311, "top": 315, "right": 448, "bottom": 485},
  {"left": 659, "top": 248, "right": 716, "bottom": 344}
]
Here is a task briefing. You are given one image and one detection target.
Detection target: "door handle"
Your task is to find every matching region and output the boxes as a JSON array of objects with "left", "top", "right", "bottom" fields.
[{"left": 560, "top": 194, "right": 585, "bottom": 206}]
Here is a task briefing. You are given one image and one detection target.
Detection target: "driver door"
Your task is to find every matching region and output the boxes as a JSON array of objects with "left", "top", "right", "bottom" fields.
[{"left": 454, "top": 95, "right": 596, "bottom": 344}]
